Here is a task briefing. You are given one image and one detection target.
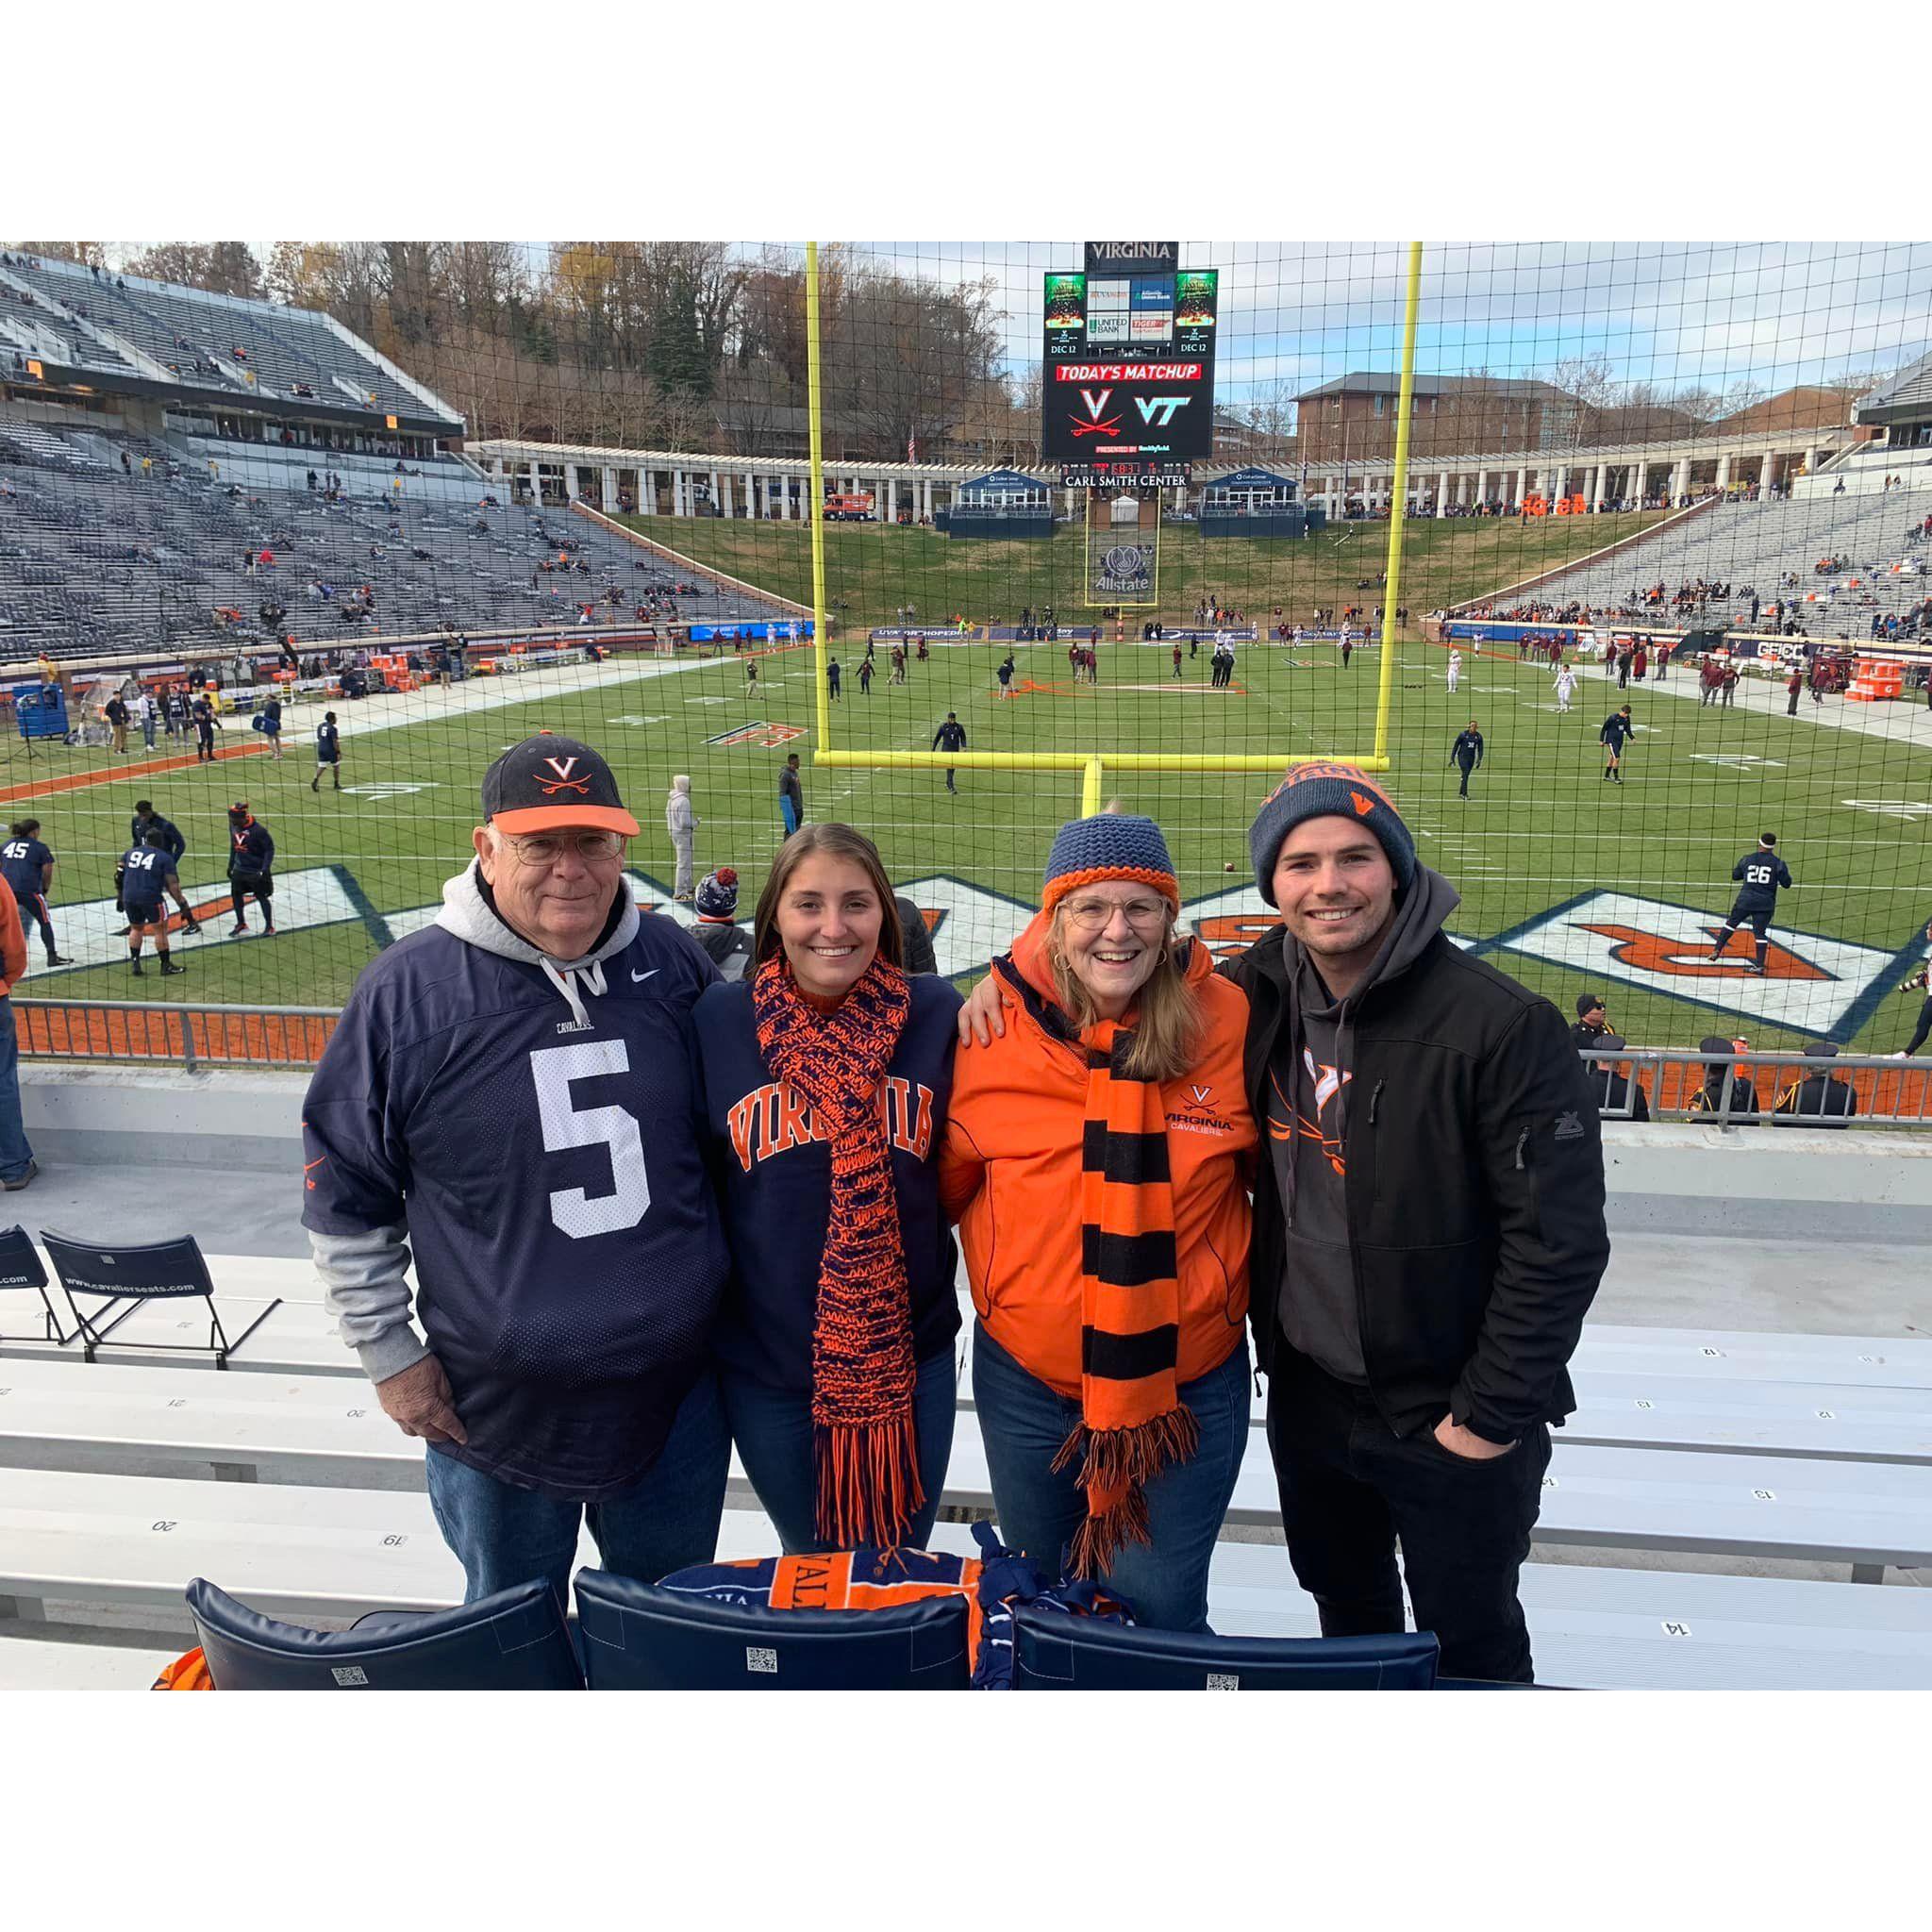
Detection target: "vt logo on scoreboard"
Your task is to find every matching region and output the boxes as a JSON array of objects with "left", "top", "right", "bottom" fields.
[{"left": 1483, "top": 890, "right": 1902, "bottom": 1036}]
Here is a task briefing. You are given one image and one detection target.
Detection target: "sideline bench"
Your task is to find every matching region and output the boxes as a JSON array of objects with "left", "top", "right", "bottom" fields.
[
  {"left": 4, "top": 1358, "right": 1929, "bottom": 1583},
  {"left": 5, "top": 1469, "right": 1931, "bottom": 1690}
]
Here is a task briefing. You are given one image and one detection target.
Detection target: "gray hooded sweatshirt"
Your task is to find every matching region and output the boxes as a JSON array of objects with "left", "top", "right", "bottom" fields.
[{"left": 1265, "top": 864, "right": 1461, "bottom": 1382}]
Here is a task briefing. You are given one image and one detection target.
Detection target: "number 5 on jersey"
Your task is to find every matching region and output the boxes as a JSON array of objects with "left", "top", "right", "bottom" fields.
[{"left": 529, "top": 1040, "right": 651, "bottom": 1237}]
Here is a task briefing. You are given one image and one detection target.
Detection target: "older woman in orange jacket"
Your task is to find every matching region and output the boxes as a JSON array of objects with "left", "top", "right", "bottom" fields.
[{"left": 941, "top": 812, "right": 1256, "bottom": 1630}]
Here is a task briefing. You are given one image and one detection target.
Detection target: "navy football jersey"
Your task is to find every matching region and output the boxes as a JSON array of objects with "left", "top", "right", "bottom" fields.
[
  {"left": 118, "top": 843, "right": 175, "bottom": 906},
  {"left": 301, "top": 909, "right": 728, "bottom": 1497},
  {"left": 0, "top": 837, "right": 52, "bottom": 898},
  {"left": 1730, "top": 849, "right": 1792, "bottom": 912}
]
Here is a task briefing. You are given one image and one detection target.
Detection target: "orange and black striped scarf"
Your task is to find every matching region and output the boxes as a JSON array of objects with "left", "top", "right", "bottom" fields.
[
  {"left": 754, "top": 954, "right": 920, "bottom": 1546},
  {"left": 996, "top": 955, "right": 1196, "bottom": 1576}
]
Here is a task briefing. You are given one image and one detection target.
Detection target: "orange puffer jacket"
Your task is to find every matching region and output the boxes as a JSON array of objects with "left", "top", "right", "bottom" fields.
[{"left": 940, "top": 912, "right": 1257, "bottom": 1399}]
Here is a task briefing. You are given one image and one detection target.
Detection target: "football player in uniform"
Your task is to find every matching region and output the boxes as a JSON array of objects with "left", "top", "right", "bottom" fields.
[
  {"left": 0, "top": 820, "right": 68, "bottom": 967},
  {"left": 1710, "top": 833, "right": 1792, "bottom": 974},
  {"left": 114, "top": 829, "right": 193, "bottom": 977},
  {"left": 1450, "top": 720, "right": 1485, "bottom": 799},
  {"left": 302, "top": 734, "right": 732, "bottom": 1606},
  {"left": 1598, "top": 704, "right": 1636, "bottom": 782}
]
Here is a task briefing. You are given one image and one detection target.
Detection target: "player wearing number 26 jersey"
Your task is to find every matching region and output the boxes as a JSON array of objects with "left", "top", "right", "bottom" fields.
[{"left": 302, "top": 739, "right": 729, "bottom": 1512}]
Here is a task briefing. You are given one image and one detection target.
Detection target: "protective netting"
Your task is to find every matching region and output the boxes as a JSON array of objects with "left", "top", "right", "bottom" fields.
[{"left": 3, "top": 238, "right": 1930, "bottom": 1054}]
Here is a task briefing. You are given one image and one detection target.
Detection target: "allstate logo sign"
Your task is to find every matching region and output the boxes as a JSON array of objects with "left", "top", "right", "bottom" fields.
[{"left": 1093, "top": 542, "right": 1153, "bottom": 602}]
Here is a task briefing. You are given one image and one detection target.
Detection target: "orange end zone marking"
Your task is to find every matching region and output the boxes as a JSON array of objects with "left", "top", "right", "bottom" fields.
[
  {"left": 0, "top": 741, "right": 267, "bottom": 805},
  {"left": 20, "top": 1002, "right": 338, "bottom": 1066}
]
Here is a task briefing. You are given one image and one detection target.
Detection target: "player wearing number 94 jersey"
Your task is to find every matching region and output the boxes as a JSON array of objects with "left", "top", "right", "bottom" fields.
[{"left": 301, "top": 733, "right": 731, "bottom": 1607}]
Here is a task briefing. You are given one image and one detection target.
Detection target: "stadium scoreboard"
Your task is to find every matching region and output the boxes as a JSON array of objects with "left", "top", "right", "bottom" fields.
[{"left": 1043, "top": 242, "right": 1219, "bottom": 476}]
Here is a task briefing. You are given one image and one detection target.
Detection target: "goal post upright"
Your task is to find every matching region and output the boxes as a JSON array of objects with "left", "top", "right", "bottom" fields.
[
  {"left": 1373, "top": 241, "right": 1424, "bottom": 768},
  {"left": 807, "top": 240, "right": 831, "bottom": 754}
]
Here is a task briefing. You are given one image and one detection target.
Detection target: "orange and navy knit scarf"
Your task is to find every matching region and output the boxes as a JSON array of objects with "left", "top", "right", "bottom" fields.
[
  {"left": 996, "top": 958, "right": 1196, "bottom": 1577},
  {"left": 753, "top": 953, "right": 919, "bottom": 1545}
]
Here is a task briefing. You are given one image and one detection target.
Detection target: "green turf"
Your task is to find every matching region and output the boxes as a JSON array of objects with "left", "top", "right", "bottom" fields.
[
  {"left": 8, "top": 510, "right": 1929, "bottom": 1054},
  {"left": 614, "top": 509, "right": 1670, "bottom": 636}
]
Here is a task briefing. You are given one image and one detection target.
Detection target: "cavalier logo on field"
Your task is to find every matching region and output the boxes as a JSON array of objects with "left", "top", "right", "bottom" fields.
[
  {"left": 704, "top": 721, "right": 804, "bottom": 749},
  {"left": 1485, "top": 890, "right": 1903, "bottom": 1037},
  {"left": 1178, "top": 881, "right": 1475, "bottom": 962}
]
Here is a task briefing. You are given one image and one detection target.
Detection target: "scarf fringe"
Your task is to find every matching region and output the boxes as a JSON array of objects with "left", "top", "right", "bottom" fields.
[
  {"left": 1050, "top": 1406, "right": 1201, "bottom": 1578},
  {"left": 816, "top": 1411, "right": 927, "bottom": 1550}
]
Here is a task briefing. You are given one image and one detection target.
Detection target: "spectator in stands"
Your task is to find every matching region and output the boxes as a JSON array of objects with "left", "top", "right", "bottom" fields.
[
  {"left": 895, "top": 892, "right": 939, "bottom": 975},
  {"left": 1773, "top": 1041, "right": 1858, "bottom": 1127},
  {"left": 694, "top": 824, "right": 962, "bottom": 1554},
  {"left": 0, "top": 821, "right": 70, "bottom": 968},
  {"left": 1585, "top": 1034, "right": 1650, "bottom": 1121},
  {"left": 225, "top": 802, "right": 276, "bottom": 938},
  {"left": 1689, "top": 1037, "right": 1760, "bottom": 1122},
  {"left": 942, "top": 812, "right": 1256, "bottom": 1631},
  {"left": 1571, "top": 991, "right": 1611, "bottom": 1050},
  {"left": 690, "top": 868, "right": 753, "bottom": 981},
  {"left": 666, "top": 774, "right": 698, "bottom": 901},
  {"left": 301, "top": 733, "right": 729, "bottom": 1606},
  {"left": 0, "top": 870, "right": 36, "bottom": 1191}
]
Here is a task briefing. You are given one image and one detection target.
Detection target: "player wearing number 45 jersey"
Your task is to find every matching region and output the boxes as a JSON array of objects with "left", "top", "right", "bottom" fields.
[{"left": 302, "top": 733, "right": 732, "bottom": 1607}]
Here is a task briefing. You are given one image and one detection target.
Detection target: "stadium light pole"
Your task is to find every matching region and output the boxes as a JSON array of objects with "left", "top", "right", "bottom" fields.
[
  {"left": 807, "top": 241, "right": 830, "bottom": 755},
  {"left": 1373, "top": 242, "right": 1424, "bottom": 769}
]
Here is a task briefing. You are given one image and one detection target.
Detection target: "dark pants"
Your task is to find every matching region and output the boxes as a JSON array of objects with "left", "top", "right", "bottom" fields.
[
  {"left": 1264, "top": 1341, "right": 1552, "bottom": 1684},
  {"left": 721, "top": 1349, "right": 958, "bottom": 1555},
  {"left": 230, "top": 873, "right": 274, "bottom": 927},
  {"left": 1456, "top": 757, "right": 1476, "bottom": 797},
  {"left": 1907, "top": 996, "right": 1932, "bottom": 1057},
  {"left": 19, "top": 892, "right": 56, "bottom": 958},
  {"left": 1788, "top": 691, "right": 1800, "bottom": 715}
]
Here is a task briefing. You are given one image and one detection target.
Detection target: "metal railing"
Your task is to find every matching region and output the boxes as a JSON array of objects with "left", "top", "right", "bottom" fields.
[
  {"left": 1581, "top": 1046, "right": 1931, "bottom": 1129},
  {"left": 13, "top": 999, "right": 341, "bottom": 1071}
]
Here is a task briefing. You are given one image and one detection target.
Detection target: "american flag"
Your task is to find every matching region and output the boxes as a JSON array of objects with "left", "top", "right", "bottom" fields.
[{"left": 907, "top": 432, "right": 918, "bottom": 463}]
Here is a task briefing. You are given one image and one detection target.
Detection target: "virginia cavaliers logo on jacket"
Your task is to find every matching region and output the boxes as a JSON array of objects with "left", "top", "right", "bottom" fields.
[{"left": 725, "top": 1076, "right": 934, "bottom": 1172}]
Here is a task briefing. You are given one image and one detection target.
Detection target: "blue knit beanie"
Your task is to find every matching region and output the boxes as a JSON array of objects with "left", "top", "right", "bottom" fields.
[
  {"left": 693, "top": 867, "right": 739, "bottom": 918},
  {"left": 1041, "top": 812, "right": 1180, "bottom": 913},
  {"left": 1248, "top": 762, "right": 1417, "bottom": 906}
]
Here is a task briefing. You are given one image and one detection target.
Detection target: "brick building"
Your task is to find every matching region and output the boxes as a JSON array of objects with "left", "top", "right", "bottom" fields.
[{"left": 1294, "top": 372, "right": 1580, "bottom": 462}]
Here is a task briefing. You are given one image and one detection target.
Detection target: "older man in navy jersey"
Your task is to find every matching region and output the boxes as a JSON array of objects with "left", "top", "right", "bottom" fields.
[{"left": 301, "top": 733, "right": 731, "bottom": 1606}]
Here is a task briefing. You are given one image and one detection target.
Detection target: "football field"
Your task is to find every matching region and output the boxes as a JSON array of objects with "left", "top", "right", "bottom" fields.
[{"left": 10, "top": 615, "right": 1931, "bottom": 1055}]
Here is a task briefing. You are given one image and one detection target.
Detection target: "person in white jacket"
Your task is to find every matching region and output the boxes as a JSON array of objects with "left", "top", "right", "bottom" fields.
[
  {"left": 666, "top": 774, "right": 698, "bottom": 900},
  {"left": 1445, "top": 647, "right": 1462, "bottom": 693},
  {"left": 1554, "top": 663, "right": 1577, "bottom": 712}
]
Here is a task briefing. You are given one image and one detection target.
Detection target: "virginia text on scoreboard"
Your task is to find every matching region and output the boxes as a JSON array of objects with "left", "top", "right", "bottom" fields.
[{"left": 1043, "top": 243, "right": 1219, "bottom": 476}]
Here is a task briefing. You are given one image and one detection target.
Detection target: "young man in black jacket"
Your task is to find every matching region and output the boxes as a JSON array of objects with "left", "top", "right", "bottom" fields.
[{"left": 1222, "top": 762, "right": 1609, "bottom": 1683}]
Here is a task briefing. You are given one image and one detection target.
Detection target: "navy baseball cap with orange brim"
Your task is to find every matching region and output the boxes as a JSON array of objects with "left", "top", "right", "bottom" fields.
[{"left": 481, "top": 732, "right": 640, "bottom": 836}]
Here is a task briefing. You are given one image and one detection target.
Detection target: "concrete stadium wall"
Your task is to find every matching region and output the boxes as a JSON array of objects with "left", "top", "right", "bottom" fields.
[{"left": 20, "top": 1068, "right": 1932, "bottom": 1243}]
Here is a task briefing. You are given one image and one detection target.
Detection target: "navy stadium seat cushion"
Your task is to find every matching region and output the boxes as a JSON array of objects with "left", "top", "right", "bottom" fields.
[
  {"left": 573, "top": 1568, "right": 972, "bottom": 1690},
  {"left": 185, "top": 1576, "right": 583, "bottom": 1690},
  {"left": 1010, "top": 1605, "right": 1441, "bottom": 1690}
]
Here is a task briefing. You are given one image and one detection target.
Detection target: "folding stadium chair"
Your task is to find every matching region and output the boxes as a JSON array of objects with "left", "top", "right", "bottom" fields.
[
  {"left": 186, "top": 1577, "right": 583, "bottom": 1690},
  {"left": 38, "top": 1229, "right": 281, "bottom": 1367},
  {"left": 1009, "top": 1607, "right": 1441, "bottom": 1690},
  {"left": 0, "top": 1224, "right": 74, "bottom": 1346},
  {"left": 572, "top": 1568, "right": 973, "bottom": 1690}
]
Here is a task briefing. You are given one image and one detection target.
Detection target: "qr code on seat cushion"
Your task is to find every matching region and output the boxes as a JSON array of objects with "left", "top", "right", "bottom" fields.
[{"left": 745, "top": 1645, "right": 778, "bottom": 1674}]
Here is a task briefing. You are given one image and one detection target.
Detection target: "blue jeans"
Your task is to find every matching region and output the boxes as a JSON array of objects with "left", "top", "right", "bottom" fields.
[
  {"left": 425, "top": 1370, "right": 729, "bottom": 1607},
  {"left": 972, "top": 1323, "right": 1250, "bottom": 1633},
  {"left": 722, "top": 1349, "right": 958, "bottom": 1553},
  {"left": 0, "top": 997, "right": 33, "bottom": 1182}
]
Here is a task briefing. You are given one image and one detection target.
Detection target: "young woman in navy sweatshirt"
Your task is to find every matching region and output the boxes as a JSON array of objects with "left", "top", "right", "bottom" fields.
[{"left": 693, "top": 823, "right": 961, "bottom": 1552}]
